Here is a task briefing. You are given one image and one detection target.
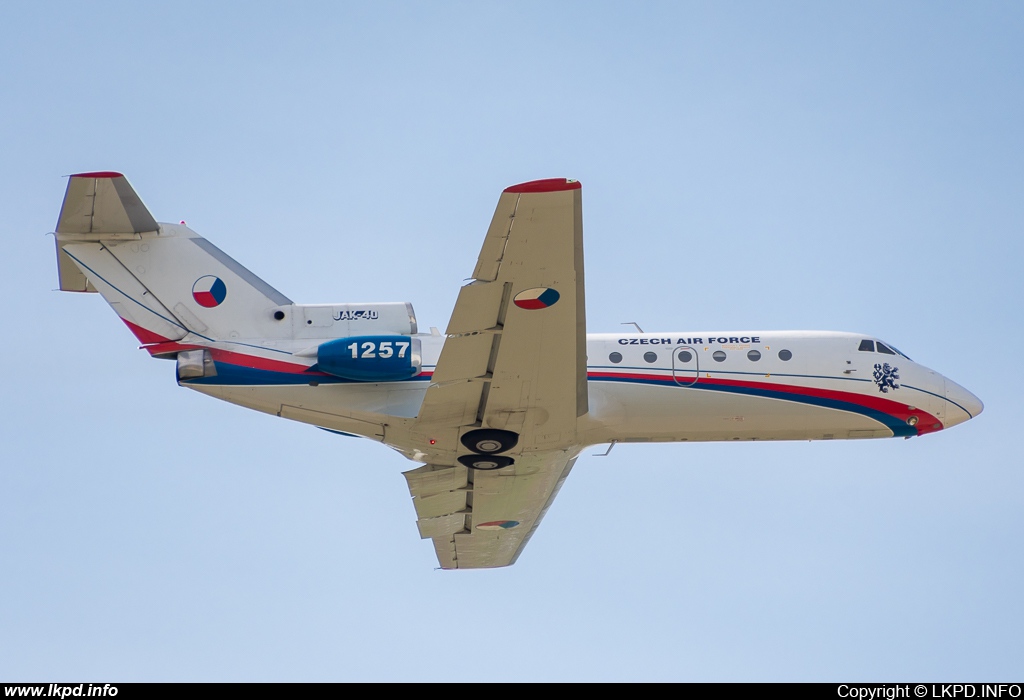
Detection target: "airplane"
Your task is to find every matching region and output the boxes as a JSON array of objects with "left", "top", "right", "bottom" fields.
[{"left": 52, "top": 172, "right": 983, "bottom": 569}]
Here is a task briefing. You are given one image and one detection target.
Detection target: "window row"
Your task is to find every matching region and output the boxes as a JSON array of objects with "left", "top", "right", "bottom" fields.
[{"left": 607, "top": 349, "right": 793, "bottom": 364}]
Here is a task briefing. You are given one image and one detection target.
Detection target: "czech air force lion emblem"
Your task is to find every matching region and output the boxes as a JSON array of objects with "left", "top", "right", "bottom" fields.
[{"left": 873, "top": 362, "right": 900, "bottom": 393}]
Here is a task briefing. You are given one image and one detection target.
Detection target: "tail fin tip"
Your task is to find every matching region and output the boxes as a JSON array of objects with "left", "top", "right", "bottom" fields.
[{"left": 70, "top": 171, "right": 124, "bottom": 179}]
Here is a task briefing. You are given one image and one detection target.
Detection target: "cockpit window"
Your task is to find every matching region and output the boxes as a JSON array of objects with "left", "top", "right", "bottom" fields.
[
  {"left": 889, "top": 344, "right": 911, "bottom": 360},
  {"left": 864, "top": 338, "right": 913, "bottom": 360}
]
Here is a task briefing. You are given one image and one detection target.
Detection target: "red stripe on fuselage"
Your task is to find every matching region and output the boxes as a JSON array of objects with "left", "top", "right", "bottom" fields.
[
  {"left": 151, "top": 340, "right": 327, "bottom": 374},
  {"left": 588, "top": 370, "right": 942, "bottom": 436},
  {"left": 207, "top": 347, "right": 324, "bottom": 374},
  {"left": 120, "top": 320, "right": 321, "bottom": 374}
]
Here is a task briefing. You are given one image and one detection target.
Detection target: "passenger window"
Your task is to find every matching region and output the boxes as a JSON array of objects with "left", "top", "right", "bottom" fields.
[
  {"left": 643, "top": 352, "right": 658, "bottom": 363},
  {"left": 858, "top": 340, "right": 875, "bottom": 352},
  {"left": 677, "top": 350, "right": 693, "bottom": 363},
  {"left": 778, "top": 349, "right": 793, "bottom": 361},
  {"left": 712, "top": 351, "right": 727, "bottom": 362},
  {"left": 747, "top": 350, "right": 761, "bottom": 361},
  {"left": 877, "top": 342, "right": 896, "bottom": 355},
  {"left": 609, "top": 352, "right": 622, "bottom": 364}
]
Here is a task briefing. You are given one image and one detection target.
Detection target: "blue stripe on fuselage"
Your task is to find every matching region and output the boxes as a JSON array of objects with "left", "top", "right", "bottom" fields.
[
  {"left": 590, "top": 373, "right": 915, "bottom": 437},
  {"left": 182, "top": 362, "right": 435, "bottom": 386},
  {"left": 185, "top": 362, "right": 913, "bottom": 437}
]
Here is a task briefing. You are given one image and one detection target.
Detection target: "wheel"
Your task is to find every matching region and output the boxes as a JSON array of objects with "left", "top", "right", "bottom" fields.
[
  {"left": 458, "top": 454, "right": 514, "bottom": 471},
  {"left": 460, "top": 428, "right": 519, "bottom": 454}
]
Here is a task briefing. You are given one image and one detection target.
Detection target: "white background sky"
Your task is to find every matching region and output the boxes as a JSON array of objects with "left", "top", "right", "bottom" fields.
[{"left": 2, "top": 1, "right": 1022, "bottom": 681}]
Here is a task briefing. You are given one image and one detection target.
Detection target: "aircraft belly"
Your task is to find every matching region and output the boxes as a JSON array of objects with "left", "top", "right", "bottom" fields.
[
  {"left": 184, "top": 383, "right": 285, "bottom": 415},
  {"left": 584, "top": 380, "right": 900, "bottom": 442},
  {"left": 181, "top": 381, "right": 422, "bottom": 441}
]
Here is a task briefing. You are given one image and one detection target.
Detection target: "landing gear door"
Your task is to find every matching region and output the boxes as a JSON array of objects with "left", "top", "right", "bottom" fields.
[{"left": 672, "top": 346, "right": 699, "bottom": 386}]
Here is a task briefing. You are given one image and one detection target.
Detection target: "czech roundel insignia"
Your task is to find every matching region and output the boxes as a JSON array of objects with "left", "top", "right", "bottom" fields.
[
  {"left": 477, "top": 520, "right": 520, "bottom": 531},
  {"left": 513, "top": 287, "right": 560, "bottom": 310},
  {"left": 192, "top": 276, "right": 227, "bottom": 308}
]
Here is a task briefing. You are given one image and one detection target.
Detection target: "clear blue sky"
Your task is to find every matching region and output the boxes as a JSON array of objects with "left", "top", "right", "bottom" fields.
[{"left": 2, "top": 1, "right": 1022, "bottom": 681}]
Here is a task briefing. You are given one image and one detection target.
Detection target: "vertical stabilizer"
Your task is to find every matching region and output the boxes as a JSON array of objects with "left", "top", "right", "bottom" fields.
[{"left": 55, "top": 172, "right": 292, "bottom": 347}]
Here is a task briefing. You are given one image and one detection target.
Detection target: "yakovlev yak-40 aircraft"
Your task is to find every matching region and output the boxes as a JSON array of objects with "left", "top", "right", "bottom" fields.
[{"left": 53, "top": 173, "right": 982, "bottom": 569}]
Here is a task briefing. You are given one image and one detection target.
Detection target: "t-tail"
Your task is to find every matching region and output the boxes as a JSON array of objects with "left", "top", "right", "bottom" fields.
[
  {"left": 54, "top": 172, "right": 296, "bottom": 352},
  {"left": 54, "top": 171, "right": 420, "bottom": 392}
]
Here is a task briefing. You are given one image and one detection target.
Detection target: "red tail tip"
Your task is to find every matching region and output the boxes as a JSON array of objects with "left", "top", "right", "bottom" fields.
[
  {"left": 504, "top": 178, "right": 581, "bottom": 194},
  {"left": 70, "top": 171, "right": 124, "bottom": 179}
]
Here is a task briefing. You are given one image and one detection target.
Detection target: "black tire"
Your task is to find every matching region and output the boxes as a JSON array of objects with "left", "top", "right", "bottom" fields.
[
  {"left": 458, "top": 454, "right": 514, "bottom": 471},
  {"left": 460, "top": 428, "right": 519, "bottom": 454}
]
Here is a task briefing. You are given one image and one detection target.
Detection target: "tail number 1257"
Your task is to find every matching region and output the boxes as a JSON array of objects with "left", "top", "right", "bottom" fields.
[{"left": 347, "top": 340, "right": 411, "bottom": 359}]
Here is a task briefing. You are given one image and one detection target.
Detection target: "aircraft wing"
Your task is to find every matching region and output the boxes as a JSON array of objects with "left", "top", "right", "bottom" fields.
[
  {"left": 408, "top": 178, "right": 587, "bottom": 569},
  {"left": 404, "top": 452, "right": 579, "bottom": 569}
]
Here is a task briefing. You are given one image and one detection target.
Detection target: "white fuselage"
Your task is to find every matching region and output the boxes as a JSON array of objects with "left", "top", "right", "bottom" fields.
[{"left": 181, "top": 329, "right": 981, "bottom": 460}]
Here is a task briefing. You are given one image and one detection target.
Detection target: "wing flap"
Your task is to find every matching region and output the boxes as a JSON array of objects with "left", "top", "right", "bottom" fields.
[
  {"left": 403, "top": 464, "right": 470, "bottom": 566},
  {"left": 414, "top": 381, "right": 484, "bottom": 429},
  {"left": 429, "top": 333, "right": 495, "bottom": 384},
  {"left": 418, "top": 513, "right": 468, "bottom": 540},
  {"left": 413, "top": 490, "right": 469, "bottom": 519},
  {"left": 404, "top": 463, "right": 468, "bottom": 497},
  {"left": 446, "top": 281, "right": 508, "bottom": 335}
]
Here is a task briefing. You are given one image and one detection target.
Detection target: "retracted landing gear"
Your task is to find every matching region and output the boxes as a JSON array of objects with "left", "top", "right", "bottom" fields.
[
  {"left": 457, "top": 454, "right": 514, "bottom": 471},
  {"left": 460, "top": 428, "right": 519, "bottom": 455}
]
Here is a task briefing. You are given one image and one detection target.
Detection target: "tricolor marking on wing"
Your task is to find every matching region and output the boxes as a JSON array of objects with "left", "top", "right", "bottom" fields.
[
  {"left": 513, "top": 287, "right": 560, "bottom": 310},
  {"left": 476, "top": 520, "right": 520, "bottom": 531},
  {"left": 192, "top": 276, "right": 227, "bottom": 308}
]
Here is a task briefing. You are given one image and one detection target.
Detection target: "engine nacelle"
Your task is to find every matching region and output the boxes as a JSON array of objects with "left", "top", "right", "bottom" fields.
[
  {"left": 316, "top": 335, "right": 422, "bottom": 382},
  {"left": 280, "top": 302, "right": 418, "bottom": 340},
  {"left": 176, "top": 348, "right": 217, "bottom": 380}
]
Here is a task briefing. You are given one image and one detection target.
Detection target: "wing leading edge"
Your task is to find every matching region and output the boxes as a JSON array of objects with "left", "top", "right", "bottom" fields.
[{"left": 407, "top": 178, "right": 587, "bottom": 568}]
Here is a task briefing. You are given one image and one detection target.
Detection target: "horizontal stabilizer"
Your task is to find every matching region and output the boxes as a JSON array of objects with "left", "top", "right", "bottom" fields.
[
  {"left": 56, "top": 172, "right": 158, "bottom": 235},
  {"left": 54, "top": 172, "right": 159, "bottom": 292}
]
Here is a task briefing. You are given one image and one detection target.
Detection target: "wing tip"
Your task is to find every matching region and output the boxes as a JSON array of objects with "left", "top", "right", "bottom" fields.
[
  {"left": 70, "top": 171, "right": 124, "bottom": 179},
  {"left": 504, "top": 178, "right": 581, "bottom": 194}
]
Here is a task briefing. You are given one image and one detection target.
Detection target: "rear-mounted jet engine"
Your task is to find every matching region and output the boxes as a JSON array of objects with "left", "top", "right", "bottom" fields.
[{"left": 315, "top": 335, "right": 422, "bottom": 382}]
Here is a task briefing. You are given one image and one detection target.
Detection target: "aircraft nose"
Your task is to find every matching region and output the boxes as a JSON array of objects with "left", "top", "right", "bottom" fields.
[{"left": 944, "top": 379, "right": 983, "bottom": 428}]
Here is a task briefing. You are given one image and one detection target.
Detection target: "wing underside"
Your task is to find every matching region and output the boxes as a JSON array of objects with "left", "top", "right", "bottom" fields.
[
  {"left": 406, "top": 178, "right": 587, "bottom": 569},
  {"left": 404, "top": 452, "right": 579, "bottom": 569}
]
